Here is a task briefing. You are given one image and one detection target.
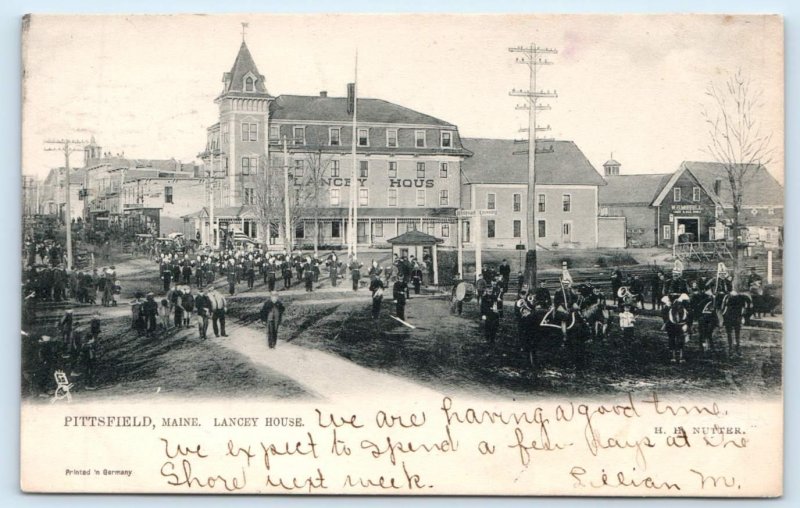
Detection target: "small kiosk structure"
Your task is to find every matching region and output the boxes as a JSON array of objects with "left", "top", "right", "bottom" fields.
[{"left": 386, "top": 230, "right": 443, "bottom": 284}]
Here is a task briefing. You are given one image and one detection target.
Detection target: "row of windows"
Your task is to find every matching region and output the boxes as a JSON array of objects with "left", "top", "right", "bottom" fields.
[
  {"left": 482, "top": 220, "right": 568, "bottom": 239},
  {"left": 485, "top": 193, "right": 571, "bottom": 213},
  {"left": 673, "top": 186, "right": 702, "bottom": 203},
  {"left": 236, "top": 157, "right": 451, "bottom": 179},
  {"left": 269, "top": 125, "right": 455, "bottom": 149},
  {"left": 238, "top": 187, "right": 451, "bottom": 207},
  {"left": 329, "top": 188, "right": 450, "bottom": 207},
  {"left": 318, "top": 221, "right": 452, "bottom": 239}
]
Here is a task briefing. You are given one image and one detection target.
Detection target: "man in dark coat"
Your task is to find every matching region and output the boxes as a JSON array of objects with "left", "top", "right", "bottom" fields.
[
  {"left": 350, "top": 257, "right": 362, "bottom": 291},
  {"left": 328, "top": 256, "right": 339, "bottom": 287},
  {"left": 172, "top": 286, "right": 185, "bottom": 329},
  {"left": 630, "top": 275, "right": 645, "bottom": 310},
  {"left": 392, "top": 277, "right": 408, "bottom": 321},
  {"left": 227, "top": 261, "right": 237, "bottom": 296},
  {"left": 266, "top": 261, "right": 277, "bottom": 292},
  {"left": 303, "top": 263, "right": 314, "bottom": 292},
  {"left": 182, "top": 262, "right": 193, "bottom": 286},
  {"left": 411, "top": 262, "right": 423, "bottom": 295},
  {"left": 194, "top": 289, "right": 211, "bottom": 340},
  {"left": 480, "top": 287, "right": 501, "bottom": 344},
  {"left": 182, "top": 287, "right": 195, "bottom": 328},
  {"left": 498, "top": 259, "right": 511, "bottom": 292},
  {"left": 695, "top": 284, "right": 717, "bottom": 355},
  {"left": 721, "top": 289, "right": 747, "bottom": 355},
  {"left": 142, "top": 293, "right": 159, "bottom": 337},
  {"left": 171, "top": 263, "right": 182, "bottom": 288},
  {"left": 283, "top": 261, "right": 293, "bottom": 290},
  {"left": 369, "top": 276, "right": 385, "bottom": 319},
  {"left": 534, "top": 281, "right": 552, "bottom": 309},
  {"left": 611, "top": 268, "right": 623, "bottom": 299},
  {"left": 651, "top": 272, "right": 665, "bottom": 310},
  {"left": 161, "top": 263, "right": 172, "bottom": 293},
  {"left": 260, "top": 292, "right": 285, "bottom": 349}
]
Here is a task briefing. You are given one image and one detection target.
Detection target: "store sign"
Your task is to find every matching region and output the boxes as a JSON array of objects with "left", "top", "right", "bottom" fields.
[{"left": 670, "top": 204, "right": 703, "bottom": 213}]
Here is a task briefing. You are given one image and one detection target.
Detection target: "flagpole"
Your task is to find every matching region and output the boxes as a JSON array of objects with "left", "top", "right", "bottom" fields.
[{"left": 349, "top": 50, "right": 359, "bottom": 258}]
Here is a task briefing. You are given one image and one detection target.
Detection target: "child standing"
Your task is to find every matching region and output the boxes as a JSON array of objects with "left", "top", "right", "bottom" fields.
[{"left": 619, "top": 304, "right": 636, "bottom": 341}]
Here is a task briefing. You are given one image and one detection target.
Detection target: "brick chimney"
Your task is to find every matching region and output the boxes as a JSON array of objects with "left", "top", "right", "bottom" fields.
[
  {"left": 319, "top": 91, "right": 328, "bottom": 97},
  {"left": 346, "top": 83, "right": 355, "bottom": 114}
]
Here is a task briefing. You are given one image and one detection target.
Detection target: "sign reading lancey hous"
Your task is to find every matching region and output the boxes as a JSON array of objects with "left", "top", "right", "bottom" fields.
[{"left": 300, "top": 178, "right": 435, "bottom": 188}]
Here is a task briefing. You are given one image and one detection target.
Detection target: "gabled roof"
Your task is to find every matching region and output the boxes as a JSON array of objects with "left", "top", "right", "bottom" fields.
[
  {"left": 222, "top": 42, "right": 269, "bottom": 95},
  {"left": 270, "top": 95, "right": 455, "bottom": 126},
  {"left": 460, "top": 138, "right": 606, "bottom": 186},
  {"left": 387, "top": 230, "right": 443, "bottom": 245},
  {"left": 681, "top": 161, "right": 784, "bottom": 208},
  {"left": 599, "top": 173, "right": 672, "bottom": 205},
  {"left": 650, "top": 165, "right": 723, "bottom": 207}
]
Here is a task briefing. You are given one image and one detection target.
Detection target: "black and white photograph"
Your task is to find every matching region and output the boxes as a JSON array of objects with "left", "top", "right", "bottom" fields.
[{"left": 18, "top": 13, "right": 784, "bottom": 495}]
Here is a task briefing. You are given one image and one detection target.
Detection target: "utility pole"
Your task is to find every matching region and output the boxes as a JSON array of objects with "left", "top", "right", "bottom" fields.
[
  {"left": 208, "top": 150, "right": 217, "bottom": 248},
  {"left": 349, "top": 51, "right": 359, "bottom": 258},
  {"left": 283, "top": 137, "right": 292, "bottom": 253},
  {"left": 45, "top": 138, "right": 87, "bottom": 269},
  {"left": 509, "top": 43, "right": 557, "bottom": 288}
]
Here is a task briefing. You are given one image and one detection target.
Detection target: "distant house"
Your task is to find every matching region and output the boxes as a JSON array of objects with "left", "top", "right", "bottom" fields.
[
  {"left": 599, "top": 160, "right": 783, "bottom": 248},
  {"left": 460, "top": 138, "right": 609, "bottom": 249}
]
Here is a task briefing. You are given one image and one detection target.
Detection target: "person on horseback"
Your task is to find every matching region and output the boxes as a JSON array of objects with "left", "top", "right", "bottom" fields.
[
  {"left": 534, "top": 280, "right": 552, "bottom": 309},
  {"left": 581, "top": 284, "right": 609, "bottom": 340},
  {"left": 696, "top": 282, "right": 718, "bottom": 356},
  {"left": 554, "top": 277, "right": 579, "bottom": 343}
]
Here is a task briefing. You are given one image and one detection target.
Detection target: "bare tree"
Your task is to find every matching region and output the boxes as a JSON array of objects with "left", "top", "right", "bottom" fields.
[
  {"left": 254, "top": 155, "right": 317, "bottom": 252},
  {"left": 302, "top": 149, "right": 334, "bottom": 256},
  {"left": 701, "top": 69, "right": 774, "bottom": 281},
  {"left": 253, "top": 157, "right": 281, "bottom": 250}
]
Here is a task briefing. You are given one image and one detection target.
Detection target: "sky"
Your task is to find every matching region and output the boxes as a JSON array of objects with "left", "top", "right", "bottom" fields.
[{"left": 21, "top": 13, "right": 784, "bottom": 182}]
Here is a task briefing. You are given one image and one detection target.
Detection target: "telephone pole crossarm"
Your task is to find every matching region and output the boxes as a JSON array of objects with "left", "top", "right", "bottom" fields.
[
  {"left": 507, "top": 43, "right": 558, "bottom": 289},
  {"left": 43, "top": 138, "right": 88, "bottom": 270}
]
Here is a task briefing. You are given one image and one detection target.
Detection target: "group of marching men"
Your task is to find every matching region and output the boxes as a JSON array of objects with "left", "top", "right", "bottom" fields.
[
  {"left": 148, "top": 247, "right": 435, "bottom": 343},
  {"left": 461, "top": 261, "right": 757, "bottom": 364}
]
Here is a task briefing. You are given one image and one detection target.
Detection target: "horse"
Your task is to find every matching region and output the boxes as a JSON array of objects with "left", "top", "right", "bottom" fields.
[
  {"left": 576, "top": 284, "right": 610, "bottom": 341},
  {"left": 519, "top": 305, "right": 592, "bottom": 370},
  {"left": 743, "top": 283, "right": 781, "bottom": 322}
]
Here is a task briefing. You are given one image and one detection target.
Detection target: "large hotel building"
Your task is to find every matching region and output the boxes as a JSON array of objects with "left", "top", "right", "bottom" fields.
[{"left": 192, "top": 40, "right": 471, "bottom": 249}]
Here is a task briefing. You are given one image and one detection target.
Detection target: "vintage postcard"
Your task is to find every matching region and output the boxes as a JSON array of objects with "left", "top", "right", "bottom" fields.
[{"left": 20, "top": 13, "right": 783, "bottom": 495}]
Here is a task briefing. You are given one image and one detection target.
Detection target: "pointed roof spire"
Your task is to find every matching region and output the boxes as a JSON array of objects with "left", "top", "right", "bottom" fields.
[{"left": 221, "top": 38, "right": 268, "bottom": 95}]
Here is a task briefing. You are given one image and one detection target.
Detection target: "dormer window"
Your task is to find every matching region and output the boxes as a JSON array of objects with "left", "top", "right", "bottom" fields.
[
  {"left": 441, "top": 131, "right": 453, "bottom": 148},
  {"left": 243, "top": 72, "right": 258, "bottom": 93}
]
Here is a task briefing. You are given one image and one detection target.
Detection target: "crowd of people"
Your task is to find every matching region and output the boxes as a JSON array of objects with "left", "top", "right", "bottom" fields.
[
  {"left": 447, "top": 262, "right": 767, "bottom": 367},
  {"left": 22, "top": 226, "right": 776, "bottom": 397}
]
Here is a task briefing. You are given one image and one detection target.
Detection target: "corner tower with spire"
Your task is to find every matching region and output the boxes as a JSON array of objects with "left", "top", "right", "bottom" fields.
[{"left": 201, "top": 31, "right": 273, "bottom": 207}]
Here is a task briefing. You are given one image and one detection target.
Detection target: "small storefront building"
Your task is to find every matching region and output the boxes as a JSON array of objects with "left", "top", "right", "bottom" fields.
[{"left": 651, "top": 164, "right": 727, "bottom": 246}]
